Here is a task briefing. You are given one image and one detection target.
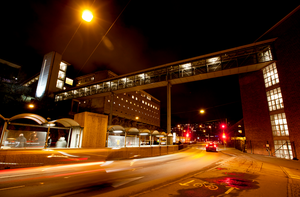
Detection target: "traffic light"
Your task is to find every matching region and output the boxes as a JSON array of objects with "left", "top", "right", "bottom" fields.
[
  {"left": 222, "top": 133, "right": 226, "bottom": 139},
  {"left": 186, "top": 133, "right": 189, "bottom": 138},
  {"left": 221, "top": 124, "right": 226, "bottom": 129}
]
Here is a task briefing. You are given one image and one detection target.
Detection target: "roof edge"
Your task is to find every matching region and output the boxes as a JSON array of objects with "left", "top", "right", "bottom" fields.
[{"left": 254, "top": 5, "right": 300, "bottom": 42}]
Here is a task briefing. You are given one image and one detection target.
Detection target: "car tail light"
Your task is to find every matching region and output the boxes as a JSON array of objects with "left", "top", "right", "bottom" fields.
[
  {"left": 214, "top": 145, "right": 217, "bottom": 148},
  {"left": 206, "top": 144, "right": 208, "bottom": 147}
]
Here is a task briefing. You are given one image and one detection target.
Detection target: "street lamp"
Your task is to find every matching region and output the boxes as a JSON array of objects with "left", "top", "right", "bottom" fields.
[
  {"left": 82, "top": 10, "right": 93, "bottom": 22},
  {"left": 28, "top": 104, "right": 35, "bottom": 109},
  {"left": 200, "top": 109, "right": 205, "bottom": 114}
]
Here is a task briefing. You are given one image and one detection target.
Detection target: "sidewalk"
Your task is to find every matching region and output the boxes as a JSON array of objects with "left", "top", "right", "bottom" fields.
[{"left": 220, "top": 148, "right": 300, "bottom": 171}]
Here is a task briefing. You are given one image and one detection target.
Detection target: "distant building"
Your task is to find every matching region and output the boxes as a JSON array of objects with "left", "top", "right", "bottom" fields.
[
  {"left": 0, "top": 58, "right": 20, "bottom": 83},
  {"left": 71, "top": 70, "right": 160, "bottom": 129},
  {"left": 23, "top": 53, "right": 160, "bottom": 130}
]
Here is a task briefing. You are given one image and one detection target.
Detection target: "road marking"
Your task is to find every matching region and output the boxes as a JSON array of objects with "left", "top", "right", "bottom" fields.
[
  {"left": 179, "top": 180, "right": 194, "bottom": 186},
  {"left": 281, "top": 167, "right": 300, "bottom": 180},
  {"left": 0, "top": 185, "right": 25, "bottom": 191},
  {"left": 111, "top": 176, "right": 144, "bottom": 188},
  {"left": 225, "top": 187, "right": 235, "bottom": 194},
  {"left": 50, "top": 189, "right": 89, "bottom": 197}
]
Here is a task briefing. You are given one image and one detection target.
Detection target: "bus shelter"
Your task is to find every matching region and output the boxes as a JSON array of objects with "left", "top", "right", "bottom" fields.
[
  {"left": 107, "top": 125, "right": 125, "bottom": 148},
  {"left": 124, "top": 127, "right": 139, "bottom": 147},
  {"left": 0, "top": 113, "right": 82, "bottom": 149}
]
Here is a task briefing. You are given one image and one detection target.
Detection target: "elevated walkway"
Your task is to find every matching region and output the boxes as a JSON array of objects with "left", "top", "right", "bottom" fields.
[{"left": 55, "top": 38, "right": 276, "bottom": 102}]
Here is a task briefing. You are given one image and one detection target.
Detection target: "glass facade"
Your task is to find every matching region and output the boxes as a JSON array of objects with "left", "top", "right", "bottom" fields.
[
  {"left": 266, "top": 87, "right": 284, "bottom": 111},
  {"left": 262, "top": 62, "right": 293, "bottom": 159}
]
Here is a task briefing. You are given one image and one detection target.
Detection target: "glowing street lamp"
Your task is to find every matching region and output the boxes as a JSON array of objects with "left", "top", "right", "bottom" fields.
[
  {"left": 135, "top": 116, "right": 139, "bottom": 120},
  {"left": 82, "top": 10, "right": 93, "bottom": 22},
  {"left": 28, "top": 104, "right": 34, "bottom": 109},
  {"left": 200, "top": 109, "right": 205, "bottom": 114}
]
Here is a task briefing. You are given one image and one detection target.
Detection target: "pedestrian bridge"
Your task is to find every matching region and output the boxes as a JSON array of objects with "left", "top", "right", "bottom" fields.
[{"left": 54, "top": 38, "right": 276, "bottom": 102}]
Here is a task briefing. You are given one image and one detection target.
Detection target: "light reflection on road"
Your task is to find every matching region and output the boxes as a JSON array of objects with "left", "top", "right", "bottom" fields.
[{"left": 0, "top": 144, "right": 230, "bottom": 197}]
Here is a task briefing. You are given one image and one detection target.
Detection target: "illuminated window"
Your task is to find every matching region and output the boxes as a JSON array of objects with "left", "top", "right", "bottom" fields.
[
  {"left": 56, "top": 80, "right": 63, "bottom": 89},
  {"left": 145, "top": 102, "right": 147, "bottom": 105},
  {"left": 60, "top": 62, "right": 67, "bottom": 71},
  {"left": 134, "top": 103, "right": 136, "bottom": 105},
  {"left": 121, "top": 98, "right": 123, "bottom": 100},
  {"left": 274, "top": 140, "right": 292, "bottom": 160},
  {"left": 137, "top": 105, "right": 139, "bottom": 107},
  {"left": 126, "top": 100, "right": 128, "bottom": 102},
  {"left": 270, "top": 113, "right": 289, "bottom": 136},
  {"left": 119, "top": 104, "right": 120, "bottom": 106},
  {"left": 58, "top": 71, "right": 65, "bottom": 80},
  {"left": 266, "top": 87, "right": 284, "bottom": 111},
  {"left": 113, "top": 102, "right": 115, "bottom": 104},
  {"left": 117, "top": 96, "right": 119, "bottom": 98},
  {"left": 142, "top": 100, "right": 144, "bottom": 103},
  {"left": 263, "top": 63, "right": 279, "bottom": 88},
  {"left": 132, "top": 95, "right": 134, "bottom": 99},
  {"left": 124, "top": 93, "right": 126, "bottom": 95},
  {"left": 108, "top": 100, "right": 110, "bottom": 102},
  {"left": 130, "top": 102, "right": 132, "bottom": 104},
  {"left": 123, "top": 105, "right": 125, "bottom": 107}
]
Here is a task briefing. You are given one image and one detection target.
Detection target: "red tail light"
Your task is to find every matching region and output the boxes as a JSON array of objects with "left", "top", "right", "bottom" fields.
[
  {"left": 206, "top": 144, "right": 208, "bottom": 147},
  {"left": 214, "top": 145, "right": 217, "bottom": 148}
]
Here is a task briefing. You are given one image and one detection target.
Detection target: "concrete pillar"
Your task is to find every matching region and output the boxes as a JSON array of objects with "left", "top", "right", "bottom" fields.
[{"left": 167, "top": 82, "right": 172, "bottom": 145}]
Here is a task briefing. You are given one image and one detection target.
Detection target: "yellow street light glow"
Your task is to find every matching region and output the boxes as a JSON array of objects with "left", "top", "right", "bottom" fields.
[
  {"left": 82, "top": 10, "right": 93, "bottom": 22},
  {"left": 200, "top": 109, "right": 205, "bottom": 114},
  {"left": 28, "top": 104, "right": 34, "bottom": 109},
  {"left": 135, "top": 116, "right": 139, "bottom": 120}
]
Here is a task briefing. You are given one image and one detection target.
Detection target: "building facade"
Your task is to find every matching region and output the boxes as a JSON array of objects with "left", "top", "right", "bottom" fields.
[
  {"left": 72, "top": 71, "right": 161, "bottom": 129},
  {"left": 239, "top": 6, "right": 300, "bottom": 159}
]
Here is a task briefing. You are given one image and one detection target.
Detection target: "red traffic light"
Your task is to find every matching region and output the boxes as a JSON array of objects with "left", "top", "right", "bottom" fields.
[
  {"left": 221, "top": 124, "right": 226, "bottom": 129},
  {"left": 222, "top": 134, "right": 226, "bottom": 139},
  {"left": 186, "top": 133, "right": 189, "bottom": 137}
]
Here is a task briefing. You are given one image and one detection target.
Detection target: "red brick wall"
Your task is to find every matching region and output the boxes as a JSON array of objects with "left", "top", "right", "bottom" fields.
[
  {"left": 239, "top": 71, "right": 274, "bottom": 155},
  {"left": 272, "top": 24, "right": 300, "bottom": 159}
]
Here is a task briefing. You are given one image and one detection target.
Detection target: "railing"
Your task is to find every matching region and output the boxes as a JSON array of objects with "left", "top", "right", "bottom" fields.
[{"left": 55, "top": 42, "right": 274, "bottom": 102}]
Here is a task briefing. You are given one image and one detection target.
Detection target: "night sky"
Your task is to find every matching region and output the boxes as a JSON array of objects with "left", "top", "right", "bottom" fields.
[{"left": 0, "top": 1, "right": 298, "bottom": 129}]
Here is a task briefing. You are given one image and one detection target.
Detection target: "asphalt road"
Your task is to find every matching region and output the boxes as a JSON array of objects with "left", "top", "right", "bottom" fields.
[{"left": 0, "top": 143, "right": 299, "bottom": 197}]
